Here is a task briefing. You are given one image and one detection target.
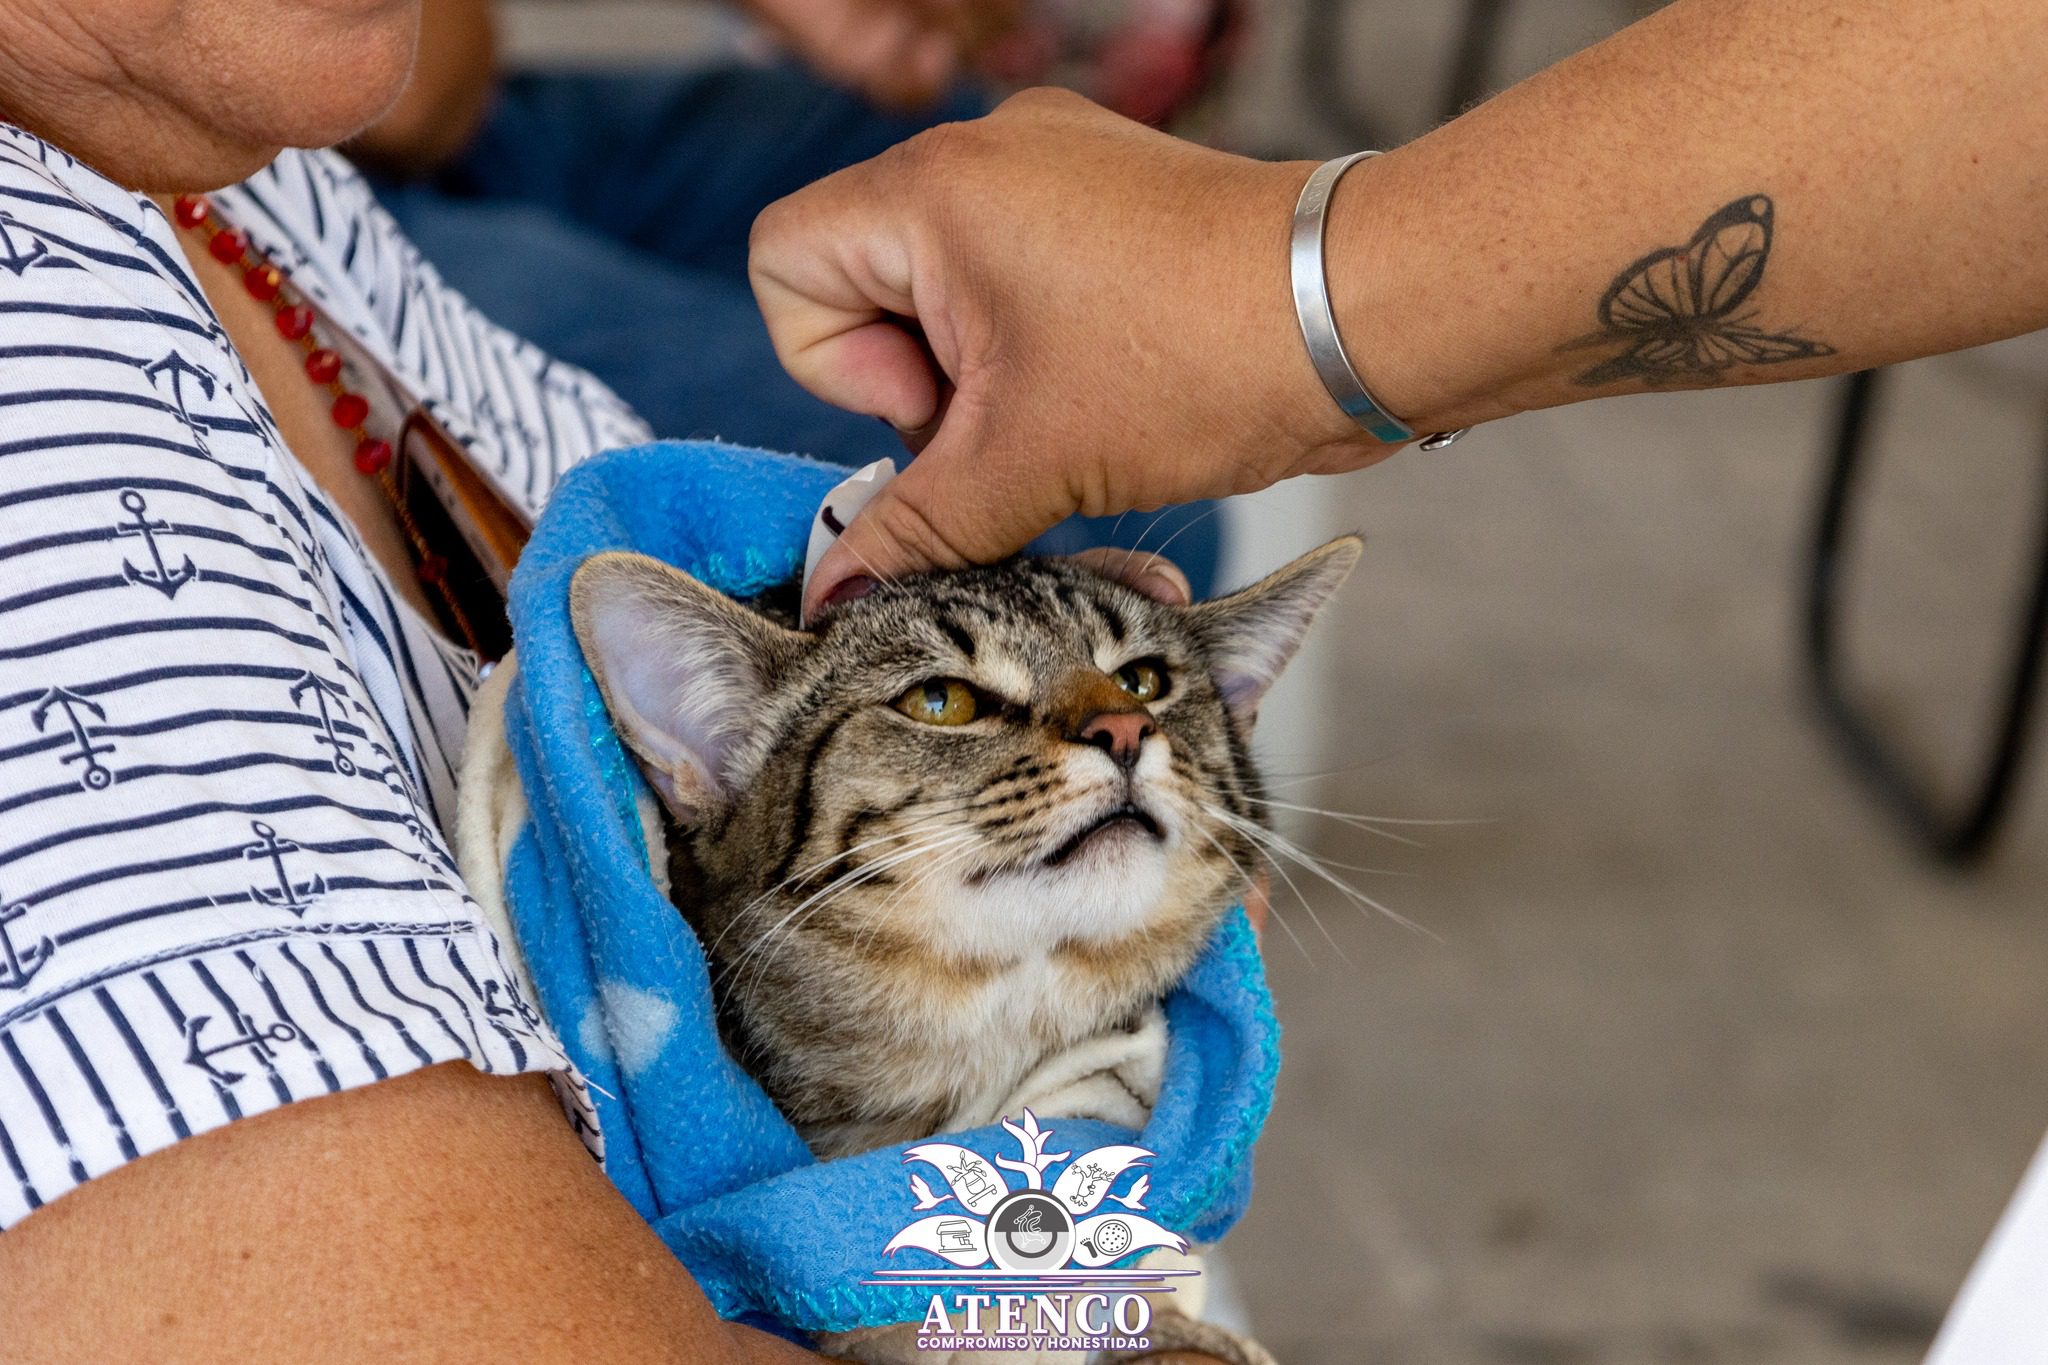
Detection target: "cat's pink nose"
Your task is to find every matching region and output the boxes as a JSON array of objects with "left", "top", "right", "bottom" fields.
[{"left": 1076, "top": 711, "right": 1155, "bottom": 768}]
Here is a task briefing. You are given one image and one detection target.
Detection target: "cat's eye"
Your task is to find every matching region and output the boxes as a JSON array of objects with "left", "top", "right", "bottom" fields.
[
  {"left": 1113, "top": 658, "right": 1169, "bottom": 703},
  {"left": 894, "top": 678, "right": 979, "bottom": 726}
]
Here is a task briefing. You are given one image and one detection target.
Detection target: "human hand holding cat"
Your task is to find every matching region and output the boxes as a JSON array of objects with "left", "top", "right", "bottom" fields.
[
  {"left": 750, "top": 90, "right": 1398, "bottom": 622},
  {"left": 758, "top": 0, "right": 2048, "bottom": 625}
]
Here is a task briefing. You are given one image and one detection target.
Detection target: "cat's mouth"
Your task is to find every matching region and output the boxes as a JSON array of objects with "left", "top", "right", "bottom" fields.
[{"left": 1040, "top": 802, "right": 1164, "bottom": 868}]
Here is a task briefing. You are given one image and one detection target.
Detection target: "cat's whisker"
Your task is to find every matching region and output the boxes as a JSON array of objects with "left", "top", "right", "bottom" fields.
[
  {"left": 1200, "top": 795, "right": 1410, "bottom": 878},
  {"left": 1116, "top": 510, "right": 1167, "bottom": 575},
  {"left": 784, "top": 838, "right": 985, "bottom": 972},
  {"left": 1261, "top": 847, "right": 1350, "bottom": 964},
  {"left": 1191, "top": 825, "right": 1316, "bottom": 964},
  {"left": 753, "top": 832, "right": 974, "bottom": 946},
  {"left": 1244, "top": 796, "right": 1491, "bottom": 830},
  {"left": 825, "top": 528, "right": 889, "bottom": 594},
  {"left": 1279, "top": 811, "right": 1487, "bottom": 828},
  {"left": 1253, "top": 760, "right": 1401, "bottom": 791},
  {"left": 1239, "top": 796, "right": 1492, "bottom": 849},
  {"left": 1259, "top": 903, "right": 1323, "bottom": 965},
  {"left": 711, "top": 809, "right": 994, "bottom": 952},
  {"left": 1212, "top": 821, "right": 1350, "bottom": 965},
  {"left": 857, "top": 839, "right": 986, "bottom": 956},
  {"left": 1284, "top": 851, "right": 1415, "bottom": 877},
  {"left": 1116, "top": 502, "right": 1203, "bottom": 581},
  {"left": 716, "top": 783, "right": 1070, "bottom": 963},
  {"left": 1240, "top": 802, "right": 1423, "bottom": 847},
  {"left": 790, "top": 814, "right": 980, "bottom": 883},
  {"left": 1134, "top": 503, "right": 1223, "bottom": 577},
  {"left": 727, "top": 831, "right": 981, "bottom": 987},
  {"left": 1103, "top": 508, "right": 1134, "bottom": 557},
  {"left": 710, "top": 834, "right": 917, "bottom": 954},
  {"left": 1212, "top": 807, "right": 1441, "bottom": 943},
  {"left": 864, "top": 827, "right": 978, "bottom": 910},
  {"left": 725, "top": 831, "right": 966, "bottom": 966}
]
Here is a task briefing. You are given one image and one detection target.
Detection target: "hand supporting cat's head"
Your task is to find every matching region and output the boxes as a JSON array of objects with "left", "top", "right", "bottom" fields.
[{"left": 570, "top": 538, "right": 1358, "bottom": 1152}]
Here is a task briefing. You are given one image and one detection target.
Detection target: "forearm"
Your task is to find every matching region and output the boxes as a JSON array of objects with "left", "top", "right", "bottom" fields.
[
  {"left": 1339, "top": 0, "right": 2048, "bottom": 436},
  {"left": 748, "top": 0, "right": 2048, "bottom": 593},
  {"left": 0, "top": 1067, "right": 822, "bottom": 1364}
]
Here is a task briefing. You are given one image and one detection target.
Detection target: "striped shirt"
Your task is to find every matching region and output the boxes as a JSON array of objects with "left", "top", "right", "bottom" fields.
[{"left": 0, "top": 122, "right": 650, "bottom": 1226}]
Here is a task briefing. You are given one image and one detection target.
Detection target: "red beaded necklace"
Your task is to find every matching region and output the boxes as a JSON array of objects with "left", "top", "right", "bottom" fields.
[{"left": 170, "top": 193, "right": 483, "bottom": 656}]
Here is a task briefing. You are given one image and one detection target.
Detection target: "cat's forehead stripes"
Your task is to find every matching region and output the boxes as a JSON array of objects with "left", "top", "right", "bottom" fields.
[
  {"left": 972, "top": 649, "right": 1037, "bottom": 706},
  {"left": 933, "top": 613, "right": 977, "bottom": 659},
  {"left": 1053, "top": 578, "right": 1128, "bottom": 643},
  {"left": 837, "top": 561, "right": 1172, "bottom": 681}
]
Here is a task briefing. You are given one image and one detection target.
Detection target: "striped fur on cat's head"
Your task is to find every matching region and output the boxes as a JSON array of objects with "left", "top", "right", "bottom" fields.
[{"left": 571, "top": 538, "right": 1358, "bottom": 1156}]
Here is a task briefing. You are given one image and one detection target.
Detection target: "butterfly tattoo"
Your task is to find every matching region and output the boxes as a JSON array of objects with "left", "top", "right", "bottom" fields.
[{"left": 1562, "top": 195, "right": 1834, "bottom": 387}]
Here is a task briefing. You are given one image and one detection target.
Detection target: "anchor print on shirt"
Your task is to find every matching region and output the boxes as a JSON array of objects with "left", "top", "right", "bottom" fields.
[
  {"left": 115, "top": 489, "right": 198, "bottom": 598},
  {"left": 242, "top": 820, "right": 325, "bottom": 916},
  {"left": 0, "top": 893, "right": 55, "bottom": 993},
  {"left": 182, "top": 1011, "right": 300, "bottom": 1086},
  {"left": 482, "top": 979, "right": 542, "bottom": 1031},
  {"left": 0, "top": 212, "right": 73, "bottom": 275},
  {"left": 30, "top": 686, "right": 116, "bottom": 791},
  {"left": 288, "top": 672, "right": 357, "bottom": 776},
  {"left": 141, "top": 352, "right": 218, "bottom": 455}
]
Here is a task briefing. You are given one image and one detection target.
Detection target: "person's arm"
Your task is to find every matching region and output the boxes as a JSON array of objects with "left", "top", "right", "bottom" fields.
[
  {"left": 749, "top": 0, "right": 2048, "bottom": 618},
  {"left": 0, "top": 1065, "right": 821, "bottom": 1363},
  {"left": 1325, "top": 0, "right": 2048, "bottom": 434},
  {"left": 0, "top": 232, "right": 821, "bottom": 1362}
]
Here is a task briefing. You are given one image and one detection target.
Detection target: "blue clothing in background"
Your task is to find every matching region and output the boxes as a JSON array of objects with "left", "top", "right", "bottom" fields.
[{"left": 371, "top": 65, "right": 1223, "bottom": 595}]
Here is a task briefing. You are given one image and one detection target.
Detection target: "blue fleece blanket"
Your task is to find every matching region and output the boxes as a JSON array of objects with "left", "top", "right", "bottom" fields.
[{"left": 499, "top": 441, "right": 1279, "bottom": 1335}]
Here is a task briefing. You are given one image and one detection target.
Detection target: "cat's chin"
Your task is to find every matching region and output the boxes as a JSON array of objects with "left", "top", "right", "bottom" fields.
[{"left": 925, "top": 835, "right": 1182, "bottom": 959}]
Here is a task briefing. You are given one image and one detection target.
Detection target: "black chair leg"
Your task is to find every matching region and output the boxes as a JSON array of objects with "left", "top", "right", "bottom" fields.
[{"left": 1802, "top": 368, "right": 2048, "bottom": 866}]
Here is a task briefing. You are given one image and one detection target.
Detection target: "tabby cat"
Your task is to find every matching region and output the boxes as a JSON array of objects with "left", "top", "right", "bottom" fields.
[{"left": 570, "top": 537, "right": 1359, "bottom": 1157}]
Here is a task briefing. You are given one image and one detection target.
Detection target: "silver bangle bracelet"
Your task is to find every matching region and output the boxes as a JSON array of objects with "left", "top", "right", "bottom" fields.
[{"left": 1289, "top": 151, "right": 1466, "bottom": 451}]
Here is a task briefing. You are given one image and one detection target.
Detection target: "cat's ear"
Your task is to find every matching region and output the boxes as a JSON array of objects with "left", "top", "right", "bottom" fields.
[
  {"left": 1187, "top": 535, "right": 1361, "bottom": 725},
  {"left": 570, "top": 552, "right": 806, "bottom": 824}
]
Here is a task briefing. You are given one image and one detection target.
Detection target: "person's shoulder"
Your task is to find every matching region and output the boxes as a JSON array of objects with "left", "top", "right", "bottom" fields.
[
  {"left": 0, "top": 123, "right": 180, "bottom": 267},
  {"left": 0, "top": 125, "right": 254, "bottom": 506},
  {"left": 0, "top": 123, "right": 220, "bottom": 336},
  {"left": 0, "top": 121, "right": 98, "bottom": 203},
  {"left": 229, "top": 148, "right": 653, "bottom": 501}
]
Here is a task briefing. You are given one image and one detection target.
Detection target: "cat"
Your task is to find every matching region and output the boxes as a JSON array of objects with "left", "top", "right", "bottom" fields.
[{"left": 569, "top": 536, "right": 1359, "bottom": 1159}]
